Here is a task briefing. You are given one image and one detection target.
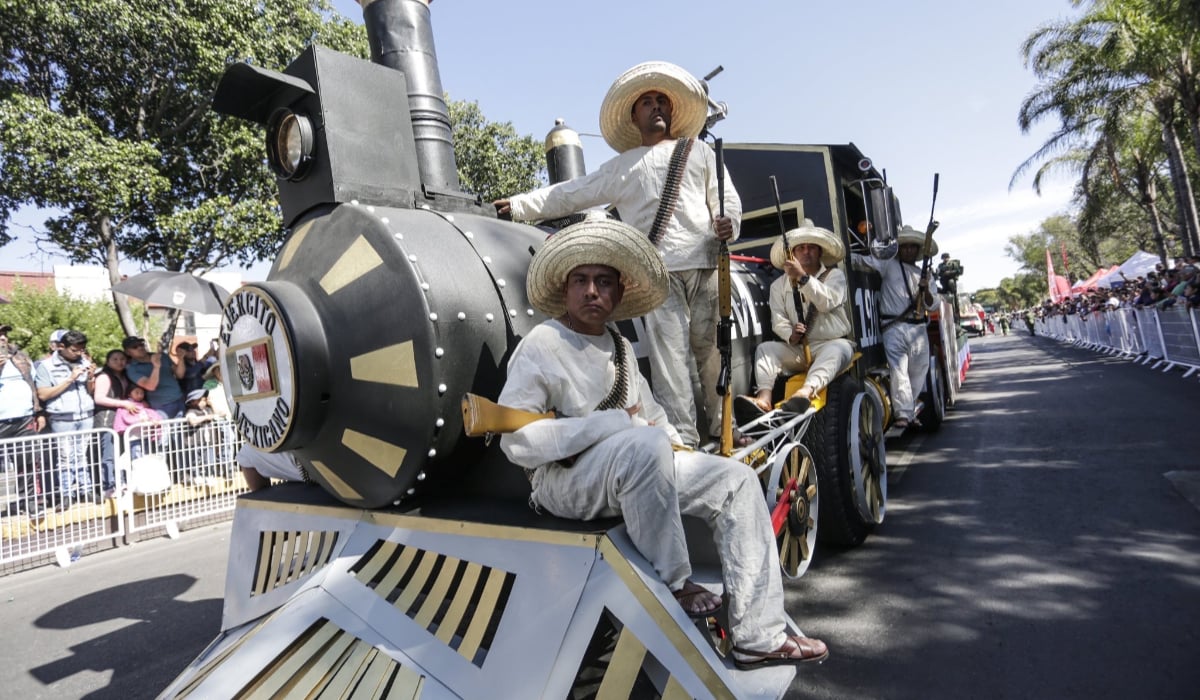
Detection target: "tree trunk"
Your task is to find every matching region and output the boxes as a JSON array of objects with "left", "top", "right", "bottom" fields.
[
  {"left": 100, "top": 216, "right": 139, "bottom": 335},
  {"left": 1134, "top": 164, "right": 1170, "bottom": 266},
  {"left": 1157, "top": 98, "right": 1200, "bottom": 258}
]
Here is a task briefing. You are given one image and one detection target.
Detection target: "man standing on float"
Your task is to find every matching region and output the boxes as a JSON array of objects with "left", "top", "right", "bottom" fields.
[{"left": 495, "top": 61, "right": 741, "bottom": 447}]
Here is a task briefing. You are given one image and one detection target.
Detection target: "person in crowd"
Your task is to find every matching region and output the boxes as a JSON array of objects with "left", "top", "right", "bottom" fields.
[
  {"left": 494, "top": 61, "right": 741, "bottom": 447},
  {"left": 852, "top": 225, "right": 936, "bottom": 430},
  {"left": 44, "top": 329, "right": 66, "bottom": 360},
  {"left": 178, "top": 339, "right": 218, "bottom": 396},
  {"left": 497, "top": 219, "right": 828, "bottom": 667},
  {"left": 0, "top": 323, "right": 48, "bottom": 516},
  {"left": 34, "top": 329, "right": 97, "bottom": 508},
  {"left": 237, "top": 444, "right": 307, "bottom": 491},
  {"left": 114, "top": 384, "right": 164, "bottom": 461},
  {"left": 123, "top": 336, "right": 186, "bottom": 418},
  {"left": 92, "top": 349, "right": 135, "bottom": 497},
  {"left": 184, "top": 388, "right": 219, "bottom": 485},
  {"left": 201, "top": 361, "right": 236, "bottom": 467},
  {"left": 1185, "top": 279, "right": 1200, "bottom": 309},
  {"left": 736, "top": 221, "right": 854, "bottom": 420},
  {"left": 998, "top": 315, "right": 1010, "bottom": 335}
]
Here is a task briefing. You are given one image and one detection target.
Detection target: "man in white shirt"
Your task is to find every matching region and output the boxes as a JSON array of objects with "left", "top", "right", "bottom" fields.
[
  {"left": 852, "top": 225, "right": 936, "bottom": 429},
  {"left": 737, "top": 221, "right": 855, "bottom": 419},
  {"left": 495, "top": 61, "right": 741, "bottom": 447},
  {"left": 498, "top": 218, "right": 828, "bottom": 668}
]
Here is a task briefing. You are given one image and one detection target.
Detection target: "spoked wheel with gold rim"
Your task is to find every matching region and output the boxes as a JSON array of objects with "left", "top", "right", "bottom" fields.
[{"left": 764, "top": 443, "right": 818, "bottom": 579}]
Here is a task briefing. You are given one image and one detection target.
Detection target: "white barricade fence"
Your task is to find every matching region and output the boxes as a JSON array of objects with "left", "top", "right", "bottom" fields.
[
  {"left": 1134, "top": 308, "right": 1166, "bottom": 363},
  {"left": 1032, "top": 306, "right": 1200, "bottom": 381},
  {"left": 122, "top": 416, "right": 249, "bottom": 538},
  {"left": 1156, "top": 306, "right": 1200, "bottom": 377},
  {"left": 1, "top": 415, "right": 249, "bottom": 571},
  {"left": 1, "top": 426, "right": 123, "bottom": 568}
]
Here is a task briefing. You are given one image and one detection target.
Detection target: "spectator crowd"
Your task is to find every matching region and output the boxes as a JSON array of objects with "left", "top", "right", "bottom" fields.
[
  {"left": 1033, "top": 255, "right": 1200, "bottom": 321},
  {"left": 0, "top": 325, "right": 232, "bottom": 517}
]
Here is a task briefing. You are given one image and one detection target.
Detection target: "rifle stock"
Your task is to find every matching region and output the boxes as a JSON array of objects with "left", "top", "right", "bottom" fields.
[{"left": 461, "top": 393, "right": 554, "bottom": 437}]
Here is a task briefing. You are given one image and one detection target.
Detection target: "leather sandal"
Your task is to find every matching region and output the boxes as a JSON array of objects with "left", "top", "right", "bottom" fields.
[
  {"left": 732, "top": 634, "right": 829, "bottom": 668},
  {"left": 734, "top": 395, "right": 769, "bottom": 426},
  {"left": 781, "top": 396, "right": 811, "bottom": 414},
  {"left": 672, "top": 580, "right": 722, "bottom": 619}
]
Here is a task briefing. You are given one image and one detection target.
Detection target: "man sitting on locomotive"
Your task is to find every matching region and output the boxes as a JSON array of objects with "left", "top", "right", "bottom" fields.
[
  {"left": 852, "top": 225, "right": 936, "bottom": 430},
  {"left": 497, "top": 218, "right": 829, "bottom": 667},
  {"left": 736, "top": 220, "right": 854, "bottom": 420},
  {"left": 494, "top": 60, "right": 741, "bottom": 448}
]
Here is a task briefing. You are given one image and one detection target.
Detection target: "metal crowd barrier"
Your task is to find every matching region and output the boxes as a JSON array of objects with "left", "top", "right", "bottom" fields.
[
  {"left": 1033, "top": 306, "right": 1200, "bottom": 378},
  {"left": 1, "top": 416, "right": 248, "bottom": 572}
]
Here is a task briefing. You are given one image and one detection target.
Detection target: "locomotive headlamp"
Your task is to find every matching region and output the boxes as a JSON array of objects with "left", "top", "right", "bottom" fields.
[{"left": 266, "top": 108, "right": 315, "bottom": 180}]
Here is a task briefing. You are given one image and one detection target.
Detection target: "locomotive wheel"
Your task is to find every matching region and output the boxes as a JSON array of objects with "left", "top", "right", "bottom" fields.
[
  {"left": 804, "top": 374, "right": 882, "bottom": 547},
  {"left": 917, "top": 356, "right": 947, "bottom": 432},
  {"left": 764, "top": 443, "right": 818, "bottom": 579},
  {"left": 848, "top": 390, "right": 887, "bottom": 525}
]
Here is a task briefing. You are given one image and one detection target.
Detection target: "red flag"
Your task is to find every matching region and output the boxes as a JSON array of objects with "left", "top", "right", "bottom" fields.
[{"left": 1046, "top": 248, "right": 1059, "bottom": 302}]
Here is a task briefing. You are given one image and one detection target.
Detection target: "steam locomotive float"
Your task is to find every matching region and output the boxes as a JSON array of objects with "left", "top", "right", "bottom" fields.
[{"left": 161, "top": 2, "right": 967, "bottom": 697}]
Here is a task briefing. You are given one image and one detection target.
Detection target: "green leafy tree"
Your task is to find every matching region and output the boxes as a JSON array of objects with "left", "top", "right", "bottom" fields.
[
  {"left": 0, "top": 0, "right": 367, "bottom": 335},
  {"left": 1, "top": 281, "right": 131, "bottom": 358},
  {"left": 1015, "top": 0, "right": 1200, "bottom": 257},
  {"left": 449, "top": 97, "right": 546, "bottom": 203}
]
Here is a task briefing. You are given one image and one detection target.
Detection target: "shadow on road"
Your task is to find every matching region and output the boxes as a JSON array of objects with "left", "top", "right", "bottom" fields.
[
  {"left": 786, "top": 334, "right": 1200, "bottom": 699},
  {"left": 29, "top": 574, "right": 221, "bottom": 699}
]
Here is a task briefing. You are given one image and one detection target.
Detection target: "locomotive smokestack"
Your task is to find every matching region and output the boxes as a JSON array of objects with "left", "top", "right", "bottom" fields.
[{"left": 359, "top": 0, "right": 460, "bottom": 192}]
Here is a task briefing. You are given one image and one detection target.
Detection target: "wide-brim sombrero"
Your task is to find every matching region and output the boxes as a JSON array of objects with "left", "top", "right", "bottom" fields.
[
  {"left": 527, "top": 219, "right": 669, "bottom": 321},
  {"left": 599, "top": 61, "right": 708, "bottom": 153},
  {"left": 769, "top": 219, "right": 846, "bottom": 269},
  {"left": 897, "top": 224, "right": 937, "bottom": 257}
]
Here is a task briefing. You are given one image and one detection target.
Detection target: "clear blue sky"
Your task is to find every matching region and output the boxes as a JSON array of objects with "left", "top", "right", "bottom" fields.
[{"left": 3, "top": 0, "right": 1082, "bottom": 292}]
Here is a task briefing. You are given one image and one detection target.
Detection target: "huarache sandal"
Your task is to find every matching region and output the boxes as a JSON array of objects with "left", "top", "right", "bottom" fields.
[
  {"left": 734, "top": 395, "right": 769, "bottom": 426},
  {"left": 892, "top": 418, "right": 910, "bottom": 430},
  {"left": 672, "top": 580, "right": 722, "bottom": 619},
  {"left": 780, "top": 396, "right": 811, "bottom": 414},
  {"left": 732, "top": 634, "right": 830, "bottom": 668}
]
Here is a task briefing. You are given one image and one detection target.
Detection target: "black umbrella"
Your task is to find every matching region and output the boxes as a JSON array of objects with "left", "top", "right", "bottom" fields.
[{"left": 112, "top": 271, "right": 231, "bottom": 315}]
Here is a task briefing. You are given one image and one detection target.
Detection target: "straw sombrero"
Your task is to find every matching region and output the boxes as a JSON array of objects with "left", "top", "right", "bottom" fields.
[
  {"left": 769, "top": 219, "right": 846, "bottom": 269},
  {"left": 599, "top": 61, "right": 708, "bottom": 153},
  {"left": 527, "top": 219, "right": 669, "bottom": 321},
  {"left": 897, "top": 224, "right": 937, "bottom": 256}
]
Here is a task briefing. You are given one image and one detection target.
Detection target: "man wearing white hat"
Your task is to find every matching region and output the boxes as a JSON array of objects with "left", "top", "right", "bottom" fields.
[
  {"left": 852, "top": 225, "right": 936, "bottom": 429},
  {"left": 498, "top": 219, "right": 828, "bottom": 667},
  {"left": 737, "top": 221, "right": 854, "bottom": 419},
  {"left": 495, "top": 61, "right": 742, "bottom": 447}
]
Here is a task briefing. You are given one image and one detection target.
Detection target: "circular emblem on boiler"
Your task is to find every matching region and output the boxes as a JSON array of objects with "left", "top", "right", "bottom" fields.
[{"left": 219, "top": 286, "right": 296, "bottom": 451}]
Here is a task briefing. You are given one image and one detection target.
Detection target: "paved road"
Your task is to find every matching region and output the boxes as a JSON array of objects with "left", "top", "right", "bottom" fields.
[
  {"left": 0, "top": 521, "right": 231, "bottom": 699},
  {"left": 788, "top": 331, "right": 1200, "bottom": 699},
  {"left": 0, "top": 331, "right": 1197, "bottom": 699}
]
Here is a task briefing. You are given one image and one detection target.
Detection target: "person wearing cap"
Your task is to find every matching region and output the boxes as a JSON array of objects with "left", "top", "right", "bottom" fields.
[
  {"left": 736, "top": 222, "right": 854, "bottom": 420},
  {"left": 498, "top": 219, "right": 828, "bottom": 667},
  {"left": 44, "top": 328, "right": 68, "bottom": 360},
  {"left": 0, "top": 323, "right": 49, "bottom": 516},
  {"left": 495, "top": 61, "right": 742, "bottom": 447},
  {"left": 123, "top": 335, "right": 187, "bottom": 418},
  {"left": 852, "top": 225, "right": 937, "bottom": 430},
  {"left": 34, "top": 329, "right": 97, "bottom": 507}
]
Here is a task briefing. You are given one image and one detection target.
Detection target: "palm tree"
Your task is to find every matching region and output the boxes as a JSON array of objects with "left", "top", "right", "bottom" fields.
[{"left": 1015, "top": 0, "right": 1200, "bottom": 257}]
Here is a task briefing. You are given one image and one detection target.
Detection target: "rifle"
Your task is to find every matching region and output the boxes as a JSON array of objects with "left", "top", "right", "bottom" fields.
[
  {"left": 461, "top": 393, "right": 553, "bottom": 438},
  {"left": 914, "top": 173, "right": 941, "bottom": 317},
  {"left": 715, "top": 139, "right": 733, "bottom": 456},
  {"left": 770, "top": 175, "right": 811, "bottom": 367}
]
